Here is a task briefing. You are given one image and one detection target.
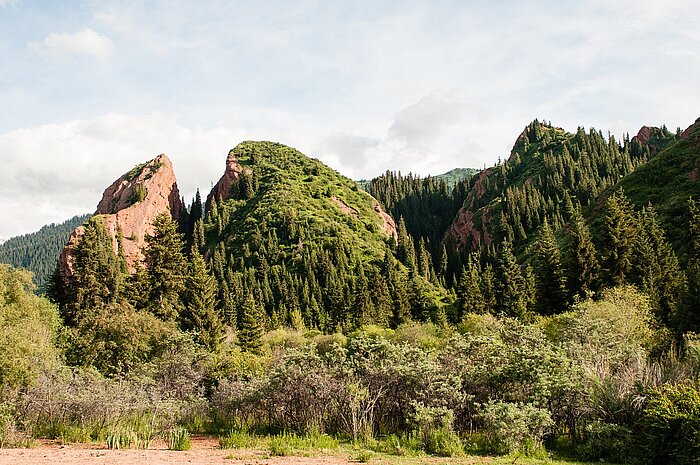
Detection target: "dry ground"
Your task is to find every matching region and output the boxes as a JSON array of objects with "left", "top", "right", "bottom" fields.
[{"left": 0, "top": 436, "right": 587, "bottom": 465}]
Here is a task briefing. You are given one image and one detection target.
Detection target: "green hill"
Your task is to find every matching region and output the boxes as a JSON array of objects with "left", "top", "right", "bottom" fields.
[
  {"left": 434, "top": 167, "right": 480, "bottom": 187},
  {"left": 444, "top": 119, "right": 677, "bottom": 257},
  {"left": 203, "top": 141, "right": 450, "bottom": 331},
  {"left": 613, "top": 118, "right": 700, "bottom": 257},
  {"left": 0, "top": 214, "right": 90, "bottom": 293}
]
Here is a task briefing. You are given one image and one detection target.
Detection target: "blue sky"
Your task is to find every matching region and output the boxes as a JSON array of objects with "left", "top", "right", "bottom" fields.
[{"left": 1, "top": 0, "right": 699, "bottom": 238}]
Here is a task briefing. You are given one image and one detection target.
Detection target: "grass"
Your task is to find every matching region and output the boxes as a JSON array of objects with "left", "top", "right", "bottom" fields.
[{"left": 214, "top": 430, "right": 617, "bottom": 465}]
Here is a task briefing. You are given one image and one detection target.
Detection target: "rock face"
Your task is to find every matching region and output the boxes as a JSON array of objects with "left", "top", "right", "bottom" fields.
[
  {"left": 444, "top": 168, "right": 493, "bottom": 251},
  {"left": 372, "top": 200, "right": 397, "bottom": 241},
  {"left": 59, "top": 154, "right": 184, "bottom": 276},
  {"left": 205, "top": 150, "right": 247, "bottom": 210}
]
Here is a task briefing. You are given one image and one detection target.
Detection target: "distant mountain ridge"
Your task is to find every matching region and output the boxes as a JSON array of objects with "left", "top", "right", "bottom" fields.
[{"left": 0, "top": 214, "right": 90, "bottom": 292}]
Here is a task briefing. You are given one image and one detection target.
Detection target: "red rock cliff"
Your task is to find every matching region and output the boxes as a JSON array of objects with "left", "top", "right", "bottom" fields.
[{"left": 59, "top": 154, "right": 184, "bottom": 276}]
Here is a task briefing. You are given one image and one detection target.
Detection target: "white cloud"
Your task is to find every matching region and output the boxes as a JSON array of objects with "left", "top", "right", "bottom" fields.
[
  {"left": 30, "top": 28, "right": 113, "bottom": 58},
  {"left": 0, "top": 113, "right": 245, "bottom": 238}
]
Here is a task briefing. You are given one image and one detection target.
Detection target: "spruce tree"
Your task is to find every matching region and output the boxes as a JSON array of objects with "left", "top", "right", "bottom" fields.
[
  {"left": 565, "top": 206, "right": 599, "bottom": 300},
  {"left": 457, "top": 253, "right": 486, "bottom": 317},
  {"left": 634, "top": 204, "right": 683, "bottom": 325},
  {"left": 533, "top": 220, "right": 568, "bottom": 314},
  {"left": 182, "top": 249, "right": 223, "bottom": 351},
  {"left": 495, "top": 241, "right": 527, "bottom": 318},
  {"left": 144, "top": 212, "right": 187, "bottom": 321},
  {"left": 396, "top": 216, "right": 416, "bottom": 271},
  {"left": 602, "top": 190, "right": 637, "bottom": 286},
  {"left": 238, "top": 292, "right": 265, "bottom": 353},
  {"left": 680, "top": 198, "right": 700, "bottom": 332}
]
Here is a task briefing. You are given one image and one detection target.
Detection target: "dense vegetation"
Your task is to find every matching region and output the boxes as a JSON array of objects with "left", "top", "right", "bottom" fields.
[
  {"left": 0, "top": 214, "right": 90, "bottom": 293},
  {"left": 2, "top": 119, "right": 700, "bottom": 463}
]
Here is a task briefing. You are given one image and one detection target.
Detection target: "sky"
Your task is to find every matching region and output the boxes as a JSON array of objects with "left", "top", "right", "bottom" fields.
[{"left": 1, "top": 0, "right": 699, "bottom": 239}]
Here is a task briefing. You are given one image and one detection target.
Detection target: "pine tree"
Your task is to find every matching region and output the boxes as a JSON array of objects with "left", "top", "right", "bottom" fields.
[
  {"left": 480, "top": 263, "right": 497, "bottom": 313},
  {"left": 681, "top": 198, "right": 700, "bottom": 331},
  {"left": 457, "top": 254, "right": 486, "bottom": 317},
  {"left": 182, "top": 249, "right": 223, "bottom": 350},
  {"left": 144, "top": 212, "right": 187, "bottom": 321},
  {"left": 565, "top": 206, "right": 599, "bottom": 300},
  {"left": 533, "top": 220, "right": 568, "bottom": 314},
  {"left": 495, "top": 241, "right": 527, "bottom": 318},
  {"left": 58, "top": 216, "right": 125, "bottom": 324},
  {"left": 602, "top": 190, "right": 637, "bottom": 286},
  {"left": 396, "top": 216, "right": 416, "bottom": 271},
  {"left": 238, "top": 292, "right": 265, "bottom": 353},
  {"left": 634, "top": 205, "right": 683, "bottom": 325}
]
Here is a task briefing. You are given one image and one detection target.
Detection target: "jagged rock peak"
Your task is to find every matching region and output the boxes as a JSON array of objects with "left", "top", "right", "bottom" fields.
[
  {"left": 206, "top": 149, "right": 247, "bottom": 210},
  {"left": 59, "top": 154, "right": 184, "bottom": 276}
]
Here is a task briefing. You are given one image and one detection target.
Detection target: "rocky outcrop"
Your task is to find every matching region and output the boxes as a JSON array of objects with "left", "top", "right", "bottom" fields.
[
  {"left": 444, "top": 168, "right": 493, "bottom": 250},
  {"left": 206, "top": 150, "right": 246, "bottom": 210},
  {"left": 633, "top": 126, "right": 653, "bottom": 145},
  {"left": 59, "top": 154, "right": 184, "bottom": 276},
  {"left": 681, "top": 117, "right": 700, "bottom": 147},
  {"left": 372, "top": 200, "right": 397, "bottom": 241}
]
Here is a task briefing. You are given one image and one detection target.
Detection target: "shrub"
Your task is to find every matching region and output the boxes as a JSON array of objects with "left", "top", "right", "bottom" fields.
[
  {"left": 638, "top": 382, "right": 700, "bottom": 464},
  {"left": 575, "top": 421, "right": 632, "bottom": 462},
  {"left": 410, "top": 402, "right": 463, "bottom": 457},
  {"left": 475, "top": 401, "right": 553, "bottom": 455}
]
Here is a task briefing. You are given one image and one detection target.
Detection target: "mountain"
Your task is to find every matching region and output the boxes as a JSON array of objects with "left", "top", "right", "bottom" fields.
[
  {"left": 57, "top": 154, "right": 184, "bottom": 280},
  {"left": 0, "top": 214, "right": 90, "bottom": 293},
  {"left": 434, "top": 167, "right": 480, "bottom": 187},
  {"left": 202, "top": 141, "right": 448, "bottom": 330},
  {"left": 444, "top": 119, "right": 679, "bottom": 255},
  {"left": 612, "top": 118, "right": 700, "bottom": 256}
]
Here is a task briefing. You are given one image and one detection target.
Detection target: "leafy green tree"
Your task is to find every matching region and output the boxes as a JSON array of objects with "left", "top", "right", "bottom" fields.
[
  {"left": 181, "top": 249, "right": 223, "bottom": 351},
  {"left": 534, "top": 220, "right": 568, "bottom": 314},
  {"left": 144, "top": 212, "right": 187, "bottom": 321},
  {"left": 0, "top": 265, "right": 60, "bottom": 388}
]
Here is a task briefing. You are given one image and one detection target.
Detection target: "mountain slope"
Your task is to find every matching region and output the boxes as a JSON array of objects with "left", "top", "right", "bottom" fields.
[
  {"left": 613, "top": 117, "right": 700, "bottom": 256},
  {"left": 0, "top": 214, "right": 90, "bottom": 293},
  {"left": 444, "top": 119, "right": 675, "bottom": 255},
  {"left": 203, "top": 141, "right": 449, "bottom": 330}
]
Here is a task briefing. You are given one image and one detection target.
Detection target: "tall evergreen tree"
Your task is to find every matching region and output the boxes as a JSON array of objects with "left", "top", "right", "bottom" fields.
[
  {"left": 602, "top": 190, "right": 637, "bottom": 286},
  {"left": 238, "top": 292, "right": 265, "bottom": 353},
  {"left": 144, "top": 212, "right": 187, "bottom": 321},
  {"left": 182, "top": 249, "right": 223, "bottom": 350},
  {"left": 495, "top": 241, "right": 527, "bottom": 318},
  {"left": 680, "top": 198, "right": 700, "bottom": 332},
  {"left": 457, "top": 253, "right": 486, "bottom": 318},
  {"left": 533, "top": 220, "right": 568, "bottom": 315},
  {"left": 565, "top": 206, "right": 599, "bottom": 300},
  {"left": 634, "top": 204, "right": 683, "bottom": 325}
]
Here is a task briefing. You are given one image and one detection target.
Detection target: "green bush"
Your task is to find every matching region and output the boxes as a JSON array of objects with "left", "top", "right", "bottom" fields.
[
  {"left": 475, "top": 401, "right": 553, "bottom": 455},
  {"left": 410, "top": 402, "right": 463, "bottom": 457},
  {"left": 575, "top": 421, "right": 632, "bottom": 462},
  {"left": 639, "top": 382, "right": 700, "bottom": 464}
]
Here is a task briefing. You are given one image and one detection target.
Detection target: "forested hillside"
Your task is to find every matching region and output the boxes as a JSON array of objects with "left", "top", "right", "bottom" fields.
[
  {"left": 0, "top": 214, "right": 90, "bottom": 292},
  {"left": 3, "top": 119, "right": 700, "bottom": 464}
]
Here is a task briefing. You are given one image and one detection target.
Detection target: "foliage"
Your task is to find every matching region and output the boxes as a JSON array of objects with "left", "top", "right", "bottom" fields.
[
  {"left": 475, "top": 401, "right": 554, "bottom": 455},
  {"left": 639, "top": 382, "right": 700, "bottom": 465},
  {"left": 0, "top": 265, "right": 60, "bottom": 389},
  {"left": 0, "top": 214, "right": 89, "bottom": 293}
]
